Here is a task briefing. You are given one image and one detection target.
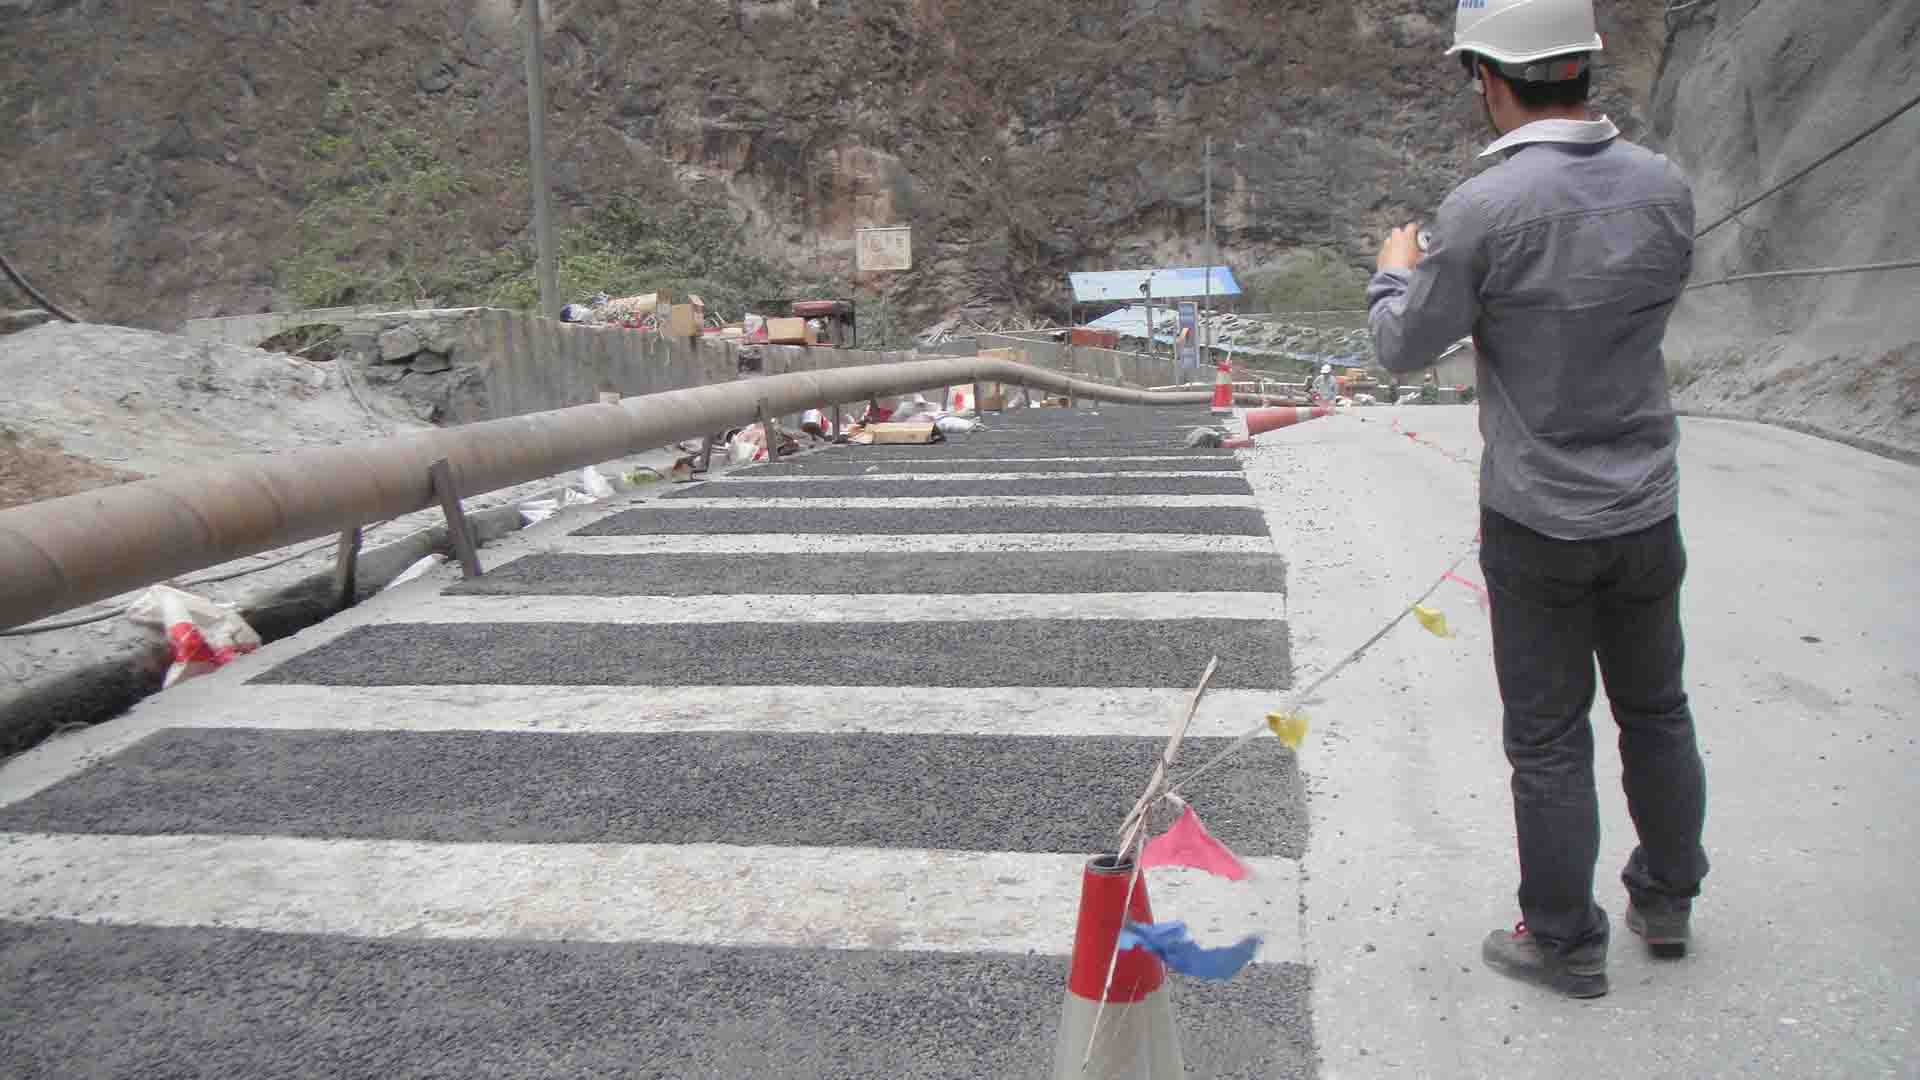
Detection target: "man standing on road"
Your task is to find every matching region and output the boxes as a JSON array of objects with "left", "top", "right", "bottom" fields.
[{"left": 1364, "top": 0, "right": 1710, "bottom": 999}]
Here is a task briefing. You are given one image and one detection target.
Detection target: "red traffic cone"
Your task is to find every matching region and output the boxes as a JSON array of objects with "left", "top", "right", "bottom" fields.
[
  {"left": 1051, "top": 855, "right": 1183, "bottom": 1078},
  {"left": 1245, "top": 405, "right": 1332, "bottom": 438},
  {"left": 1209, "top": 361, "right": 1234, "bottom": 415}
]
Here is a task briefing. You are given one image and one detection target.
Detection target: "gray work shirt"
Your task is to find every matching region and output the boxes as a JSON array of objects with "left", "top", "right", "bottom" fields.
[{"left": 1367, "top": 116, "right": 1695, "bottom": 540}]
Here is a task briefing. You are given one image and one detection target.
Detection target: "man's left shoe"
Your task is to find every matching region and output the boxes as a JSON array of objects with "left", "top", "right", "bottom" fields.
[{"left": 1481, "top": 923, "right": 1608, "bottom": 998}]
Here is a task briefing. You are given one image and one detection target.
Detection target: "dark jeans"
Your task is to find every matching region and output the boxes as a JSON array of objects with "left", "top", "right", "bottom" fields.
[{"left": 1479, "top": 508, "right": 1710, "bottom": 950}]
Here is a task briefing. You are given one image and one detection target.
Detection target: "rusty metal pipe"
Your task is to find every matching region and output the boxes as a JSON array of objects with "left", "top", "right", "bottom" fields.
[{"left": 0, "top": 357, "right": 1236, "bottom": 629}]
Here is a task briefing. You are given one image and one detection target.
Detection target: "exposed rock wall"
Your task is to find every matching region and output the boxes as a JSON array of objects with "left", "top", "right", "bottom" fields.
[
  {"left": 1651, "top": 0, "right": 1920, "bottom": 456},
  {"left": 0, "top": 0, "right": 1665, "bottom": 331}
]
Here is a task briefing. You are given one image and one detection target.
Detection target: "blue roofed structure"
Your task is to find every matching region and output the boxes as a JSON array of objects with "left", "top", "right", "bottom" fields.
[{"left": 1068, "top": 267, "right": 1240, "bottom": 304}]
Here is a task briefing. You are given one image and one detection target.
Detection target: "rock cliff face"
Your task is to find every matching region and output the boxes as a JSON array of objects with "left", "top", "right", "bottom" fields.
[
  {"left": 1651, "top": 0, "right": 1920, "bottom": 455},
  {"left": 0, "top": 0, "right": 1666, "bottom": 330}
]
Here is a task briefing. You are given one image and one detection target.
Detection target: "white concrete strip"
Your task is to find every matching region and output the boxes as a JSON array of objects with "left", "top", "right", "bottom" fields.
[
  {"left": 552, "top": 534, "right": 1278, "bottom": 555},
  {"left": 375, "top": 593, "right": 1288, "bottom": 625},
  {"left": 808, "top": 455, "right": 1214, "bottom": 466},
  {"left": 0, "top": 833, "right": 1304, "bottom": 963},
  {"left": 117, "top": 685, "right": 1281, "bottom": 741},
  {"left": 654, "top": 495, "right": 1257, "bottom": 509},
  {"left": 722, "top": 470, "right": 1232, "bottom": 483}
]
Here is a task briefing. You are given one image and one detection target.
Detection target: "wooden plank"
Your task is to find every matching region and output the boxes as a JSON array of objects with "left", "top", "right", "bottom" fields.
[{"left": 864, "top": 422, "right": 938, "bottom": 444}]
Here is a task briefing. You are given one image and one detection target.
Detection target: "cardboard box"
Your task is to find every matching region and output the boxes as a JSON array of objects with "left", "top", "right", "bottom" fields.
[
  {"left": 1070, "top": 328, "right": 1120, "bottom": 350},
  {"left": 864, "top": 422, "right": 939, "bottom": 444},
  {"left": 766, "top": 317, "right": 808, "bottom": 344},
  {"left": 666, "top": 303, "right": 698, "bottom": 338}
]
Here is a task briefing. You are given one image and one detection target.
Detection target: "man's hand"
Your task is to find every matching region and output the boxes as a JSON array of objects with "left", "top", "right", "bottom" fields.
[{"left": 1376, "top": 223, "right": 1423, "bottom": 273}]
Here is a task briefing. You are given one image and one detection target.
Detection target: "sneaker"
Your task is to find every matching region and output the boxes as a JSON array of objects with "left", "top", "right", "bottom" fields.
[
  {"left": 1626, "top": 902, "right": 1690, "bottom": 958},
  {"left": 1481, "top": 923, "right": 1609, "bottom": 998}
]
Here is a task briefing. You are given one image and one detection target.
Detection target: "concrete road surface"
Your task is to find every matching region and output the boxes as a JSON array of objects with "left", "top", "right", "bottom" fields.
[
  {"left": 1267, "top": 407, "right": 1919, "bottom": 1078},
  {"left": 1, "top": 400, "right": 1914, "bottom": 1078}
]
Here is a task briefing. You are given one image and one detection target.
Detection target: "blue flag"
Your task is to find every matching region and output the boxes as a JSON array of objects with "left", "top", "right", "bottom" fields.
[{"left": 1117, "top": 920, "right": 1262, "bottom": 981}]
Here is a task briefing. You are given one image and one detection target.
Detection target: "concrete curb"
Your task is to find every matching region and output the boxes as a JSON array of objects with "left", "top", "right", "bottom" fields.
[{"left": 1676, "top": 409, "right": 1920, "bottom": 467}]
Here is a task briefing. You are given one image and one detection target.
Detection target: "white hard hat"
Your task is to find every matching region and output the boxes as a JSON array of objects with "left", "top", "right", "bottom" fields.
[
  {"left": 1448, "top": 0, "right": 1603, "bottom": 68},
  {"left": 1321, "top": 364, "right": 1332, "bottom": 374}
]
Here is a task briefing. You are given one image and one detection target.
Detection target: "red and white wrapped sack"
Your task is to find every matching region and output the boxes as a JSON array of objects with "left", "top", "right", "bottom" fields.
[{"left": 126, "top": 584, "right": 262, "bottom": 689}]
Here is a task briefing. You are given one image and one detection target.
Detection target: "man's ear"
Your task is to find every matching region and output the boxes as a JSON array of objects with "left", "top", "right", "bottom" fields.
[{"left": 1471, "top": 60, "right": 1487, "bottom": 97}]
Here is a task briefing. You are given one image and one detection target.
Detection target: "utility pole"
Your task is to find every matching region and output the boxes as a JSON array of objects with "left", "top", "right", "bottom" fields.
[
  {"left": 524, "top": 0, "right": 558, "bottom": 317},
  {"left": 1203, "top": 135, "right": 1213, "bottom": 366},
  {"left": 1141, "top": 275, "right": 1155, "bottom": 362}
]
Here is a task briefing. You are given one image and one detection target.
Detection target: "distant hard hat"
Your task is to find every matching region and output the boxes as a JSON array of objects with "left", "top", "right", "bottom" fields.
[
  {"left": 1448, "top": 0, "right": 1603, "bottom": 70},
  {"left": 1321, "top": 364, "right": 1333, "bottom": 374}
]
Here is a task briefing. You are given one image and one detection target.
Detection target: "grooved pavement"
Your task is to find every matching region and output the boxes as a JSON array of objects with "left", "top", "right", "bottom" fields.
[{"left": 451, "top": 551, "right": 1288, "bottom": 596}]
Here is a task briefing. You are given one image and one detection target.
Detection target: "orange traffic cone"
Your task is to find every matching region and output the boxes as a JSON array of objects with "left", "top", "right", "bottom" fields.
[
  {"left": 1245, "top": 405, "right": 1332, "bottom": 438},
  {"left": 1051, "top": 855, "right": 1183, "bottom": 1079},
  {"left": 1209, "top": 361, "right": 1233, "bottom": 415}
]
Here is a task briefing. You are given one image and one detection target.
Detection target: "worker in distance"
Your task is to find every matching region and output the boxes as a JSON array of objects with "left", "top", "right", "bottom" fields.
[{"left": 1367, "top": 0, "right": 1710, "bottom": 999}]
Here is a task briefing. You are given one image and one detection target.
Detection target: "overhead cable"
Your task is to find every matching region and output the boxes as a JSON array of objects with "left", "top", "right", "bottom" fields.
[{"left": 1693, "top": 87, "right": 1920, "bottom": 240}]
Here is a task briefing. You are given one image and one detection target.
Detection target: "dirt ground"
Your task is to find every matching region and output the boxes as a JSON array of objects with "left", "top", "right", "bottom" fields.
[
  {"left": 0, "top": 322, "right": 425, "bottom": 483},
  {"left": 0, "top": 428, "right": 142, "bottom": 510},
  {"left": 0, "top": 320, "right": 687, "bottom": 743}
]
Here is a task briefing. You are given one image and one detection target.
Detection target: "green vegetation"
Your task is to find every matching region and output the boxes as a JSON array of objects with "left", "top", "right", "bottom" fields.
[
  {"left": 276, "top": 81, "right": 826, "bottom": 322},
  {"left": 1243, "top": 248, "right": 1368, "bottom": 314},
  {"left": 851, "top": 289, "right": 915, "bottom": 349},
  {"left": 485, "top": 200, "right": 807, "bottom": 321},
  {"left": 277, "top": 83, "right": 517, "bottom": 310}
]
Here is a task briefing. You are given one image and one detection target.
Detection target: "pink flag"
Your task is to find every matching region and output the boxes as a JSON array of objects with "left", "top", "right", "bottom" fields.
[
  {"left": 1141, "top": 805, "right": 1250, "bottom": 881},
  {"left": 1445, "top": 570, "right": 1491, "bottom": 614}
]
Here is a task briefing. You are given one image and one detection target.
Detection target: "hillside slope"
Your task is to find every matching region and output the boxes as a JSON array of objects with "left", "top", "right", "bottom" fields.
[
  {"left": 1652, "top": 0, "right": 1920, "bottom": 457},
  {"left": 0, "top": 0, "right": 1664, "bottom": 330}
]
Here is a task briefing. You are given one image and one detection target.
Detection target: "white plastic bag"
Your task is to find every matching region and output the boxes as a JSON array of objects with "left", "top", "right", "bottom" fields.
[
  {"left": 520, "top": 488, "right": 598, "bottom": 525},
  {"left": 125, "top": 584, "right": 262, "bottom": 689},
  {"left": 384, "top": 553, "right": 448, "bottom": 591},
  {"left": 581, "top": 465, "right": 615, "bottom": 499},
  {"left": 935, "top": 415, "right": 977, "bottom": 435}
]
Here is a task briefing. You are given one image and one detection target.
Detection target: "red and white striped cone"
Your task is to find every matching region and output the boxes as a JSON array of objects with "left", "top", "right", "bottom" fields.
[
  {"left": 1051, "top": 855, "right": 1183, "bottom": 1079},
  {"left": 1245, "top": 404, "right": 1333, "bottom": 438},
  {"left": 1209, "top": 361, "right": 1234, "bottom": 415}
]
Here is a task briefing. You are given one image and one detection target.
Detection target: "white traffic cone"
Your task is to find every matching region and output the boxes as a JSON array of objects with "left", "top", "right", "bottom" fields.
[{"left": 1051, "top": 854, "right": 1183, "bottom": 1079}]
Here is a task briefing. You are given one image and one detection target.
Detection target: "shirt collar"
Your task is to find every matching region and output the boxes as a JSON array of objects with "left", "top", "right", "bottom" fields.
[{"left": 1478, "top": 115, "right": 1620, "bottom": 158}]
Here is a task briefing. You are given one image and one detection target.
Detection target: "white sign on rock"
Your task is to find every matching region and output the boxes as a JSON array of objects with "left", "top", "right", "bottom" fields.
[{"left": 856, "top": 227, "right": 912, "bottom": 272}]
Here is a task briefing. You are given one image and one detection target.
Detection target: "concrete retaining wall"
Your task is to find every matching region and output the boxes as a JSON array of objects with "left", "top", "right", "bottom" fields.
[
  {"left": 182, "top": 303, "right": 440, "bottom": 347},
  {"left": 187, "top": 307, "right": 1183, "bottom": 426},
  {"left": 463, "top": 309, "right": 739, "bottom": 418}
]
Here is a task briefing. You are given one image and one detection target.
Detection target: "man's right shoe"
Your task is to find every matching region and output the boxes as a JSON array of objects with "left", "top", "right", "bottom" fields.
[
  {"left": 1626, "top": 902, "right": 1690, "bottom": 958},
  {"left": 1481, "top": 924, "right": 1609, "bottom": 998}
]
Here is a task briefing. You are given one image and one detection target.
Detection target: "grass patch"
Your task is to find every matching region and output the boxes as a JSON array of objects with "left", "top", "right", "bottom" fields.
[
  {"left": 1243, "top": 248, "right": 1368, "bottom": 313},
  {"left": 275, "top": 82, "right": 832, "bottom": 323}
]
